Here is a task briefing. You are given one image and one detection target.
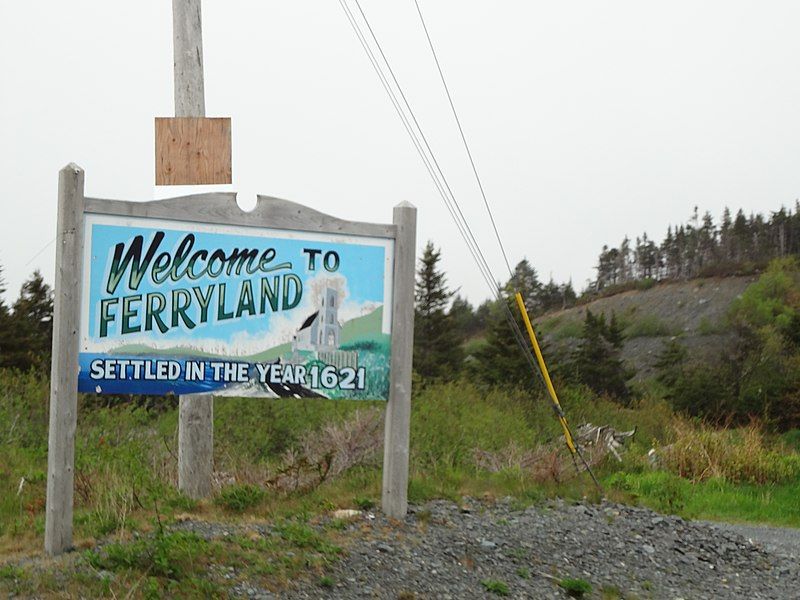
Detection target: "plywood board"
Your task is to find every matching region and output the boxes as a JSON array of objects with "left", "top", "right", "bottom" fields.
[{"left": 155, "top": 117, "right": 231, "bottom": 185}]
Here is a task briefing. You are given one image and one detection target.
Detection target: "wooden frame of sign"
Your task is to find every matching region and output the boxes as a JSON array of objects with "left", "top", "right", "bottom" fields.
[{"left": 44, "top": 163, "right": 416, "bottom": 555}]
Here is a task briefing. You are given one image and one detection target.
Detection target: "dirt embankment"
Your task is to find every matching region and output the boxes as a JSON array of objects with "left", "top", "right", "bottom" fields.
[{"left": 537, "top": 277, "right": 756, "bottom": 380}]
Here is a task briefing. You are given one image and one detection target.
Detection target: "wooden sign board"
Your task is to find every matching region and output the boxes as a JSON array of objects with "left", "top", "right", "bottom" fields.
[{"left": 155, "top": 117, "right": 232, "bottom": 185}]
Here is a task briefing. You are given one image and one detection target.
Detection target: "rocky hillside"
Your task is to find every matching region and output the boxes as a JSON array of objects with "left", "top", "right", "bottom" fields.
[{"left": 537, "top": 276, "right": 756, "bottom": 380}]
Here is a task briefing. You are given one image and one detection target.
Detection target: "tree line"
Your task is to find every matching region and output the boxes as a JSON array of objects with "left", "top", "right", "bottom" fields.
[
  {"left": 414, "top": 229, "right": 800, "bottom": 430},
  {"left": 413, "top": 241, "right": 631, "bottom": 400},
  {"left": 594, "top": 204, "right": 800, "bottom": 290}
]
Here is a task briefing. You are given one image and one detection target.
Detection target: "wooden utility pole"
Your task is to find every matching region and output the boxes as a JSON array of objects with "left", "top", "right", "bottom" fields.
[
  {"left": 156, "top": 0, "right": 231, "bottom": 187},
  {"left": 172, "top": 0, "right": 205, "bottom": 117},
  {"left": 170, "top": 0, "right": 215, "bottom": 499}
]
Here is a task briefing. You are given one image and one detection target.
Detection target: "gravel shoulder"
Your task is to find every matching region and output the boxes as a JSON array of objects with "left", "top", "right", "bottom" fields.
[
  {"left": 4, "top": 499, "right": 798, "bottom": 599},
  {"left": 279, "top": 499, "right": 800, "bottom": 600},
  {"left": 701, "top": 520, "right": 800, "bottom": 560}
]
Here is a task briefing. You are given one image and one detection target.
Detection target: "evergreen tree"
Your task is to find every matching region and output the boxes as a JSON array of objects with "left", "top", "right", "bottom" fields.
[
  {"left": 413, "top": 242, "right": 462, "bottom": 380},
  {"left": 560, "top": 281, "right": 577, "bottom": 309},
  {"left": 474, "top": 296, "right": 535, "bottom": 390},
  {"left": 536, "top": 278, "right": 563, "bottom": 313},
  {"left": 569, "top": 310, "right": 631, "bottom": 401},
  {"left": 504, "top": 259, "right": 541, "bottom": 312},
  {"left": 475, "top": 262, "right": 553, "bottom": 390},
  {"left": 448, "top": 294, "right": 476, "bottom": 341},
  {"left": 653, "top": 338, "right": 688, "bottom": 388},
  {"left": 473, "top": 300, "right": 494, "bottom": 337},
  {"left": 6, "top": 270, "right": 53, "bottom": 371}
]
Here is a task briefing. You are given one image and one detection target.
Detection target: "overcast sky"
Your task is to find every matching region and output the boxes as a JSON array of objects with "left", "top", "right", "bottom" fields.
[{"left": 2, "top": 1, "right": 800, "bottom": 305}]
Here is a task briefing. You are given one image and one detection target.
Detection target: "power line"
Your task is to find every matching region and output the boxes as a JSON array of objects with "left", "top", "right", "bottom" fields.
[
  {"left": 412, "top": 0, "right": 514, "bottom": 279},
  {"left": 338, "top": 0, "right": 501, "bottom": 299},
  {"left": 337, "top": 0, "right": 544, "bottom": 380},
  {"left": 336, "top": 1, "right": 602, "bottom": 490},
  {"left": 351, "top": 0, "right": 504, "bottom": 289}
]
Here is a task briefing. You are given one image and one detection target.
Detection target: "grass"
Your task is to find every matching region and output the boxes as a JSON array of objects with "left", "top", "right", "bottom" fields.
[
  {"left": 559, "top": 577, "right": 592, "bottom": 597},
  {"left": 607, "top": 471, "right": 800, "bottom": 527},
  {"left": 537, "top": 313, "right": 587, "bottom": 340},
  {"left": 215, "top": 483, "right": 266, "bottom": 512},
  {"left": 697, "top": 316, "right": 728, "bottom": 335},
  {"left": 625, "top": 314, "right": 677, "bottom": 338},
  {"left": 481, "top": 578, "right": 510, "bottom": 596},
  {"left": 2, "top": 369, "right": 800, "bottom": 595}
]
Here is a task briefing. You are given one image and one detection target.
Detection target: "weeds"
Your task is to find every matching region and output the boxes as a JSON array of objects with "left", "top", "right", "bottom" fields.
[
  {"left": 481, "top": 578, "right": 510, "bottom": 596},
  {"left": 559, "top": 577, "right": 592, "bottom": 598},
  {"left": 661, "top": 419, "right": 800, "bottom": 484},
  {"left": 86, "top": 531, "right": 209, "bottom": 580},
  {"left": 625, "top": 315, "right": 676, "bottom": 338},
  {"left": 353, "top": 496, "right": 375, "bottom": 510},
  {"left": 215, "top": 484, "right": 266, "bottom": 512},
  {"left": 0, "top": 565, "right": 24, "bottom": 580}
]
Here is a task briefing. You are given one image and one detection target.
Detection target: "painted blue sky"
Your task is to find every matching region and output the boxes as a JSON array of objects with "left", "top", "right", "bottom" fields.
[{"left": 85, "top": 222, "right": 388, "bottom": 349}]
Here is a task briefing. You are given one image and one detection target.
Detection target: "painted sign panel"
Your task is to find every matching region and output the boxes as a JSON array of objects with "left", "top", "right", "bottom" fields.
[{"left": 79, "top": 214, "right": 394, "bottom": 399}]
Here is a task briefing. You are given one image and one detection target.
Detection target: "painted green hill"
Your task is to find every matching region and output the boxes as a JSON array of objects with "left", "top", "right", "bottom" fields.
[{"left": 340, "top": 306, "right": 383, "bottom": 344}]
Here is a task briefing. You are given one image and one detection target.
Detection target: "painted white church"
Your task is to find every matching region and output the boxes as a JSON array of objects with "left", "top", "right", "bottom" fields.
[{"left": 291, "top": 287, "right": 342, "bottom": 353}]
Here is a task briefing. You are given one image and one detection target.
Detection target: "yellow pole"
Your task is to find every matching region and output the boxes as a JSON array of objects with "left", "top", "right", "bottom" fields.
[{"left": 514, "top": 292, "right": 576, "bottom": 453}]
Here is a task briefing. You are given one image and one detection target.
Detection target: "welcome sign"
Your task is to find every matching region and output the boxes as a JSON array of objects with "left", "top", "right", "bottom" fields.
[
  {"left": 46, "top": 168, "right": 416, "bottom": 556},
  {"left": 79, "top": 213, "right": 394, "bottom": 399}
]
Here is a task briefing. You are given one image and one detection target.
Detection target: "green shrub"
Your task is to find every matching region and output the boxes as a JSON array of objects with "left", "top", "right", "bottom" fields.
[
  {"left": 0, "top": 565, "right": 25, "bottom": 580},
  {"left": 353, "top": 496, "right": 375, "bottom": 510},
  {"left": 215, "top": 484, "right": 265, "bottom": 512},
  {"left": 730, "top": 258, "right": 800, "bottom": 332},
  {"left": 480, "top": 578, "right": 510, "bottom": 596},
  {"left": 86, "top": 531, "right": 208, "bottom": 580},
  {"left": 781, "top": 429, "right": 800, "bottom": 452},
  {"left": 559, "top": 577, "right": 592, "bottom": 598}
]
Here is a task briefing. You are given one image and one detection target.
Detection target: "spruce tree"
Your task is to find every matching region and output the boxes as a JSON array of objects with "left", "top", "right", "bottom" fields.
[
  {"left": 570, "top": 310, "right": 631, "bottom": 401},
  {"left": 448, "top": 294, "right": 476, "bottom": 341},
  {"left": 474, "top": 296, "right": 535, "bottom": 390},
  {"left": 7, "top": 270, "right": 53, "bottom": 371},
  {"left": 413, "top": 242, "right": 462, "bottom": 380},
  {"left": 504, "top": 259, "right": 542, "bottom": 312},
  {"left": 653, "top": 338, "right": 688, "bottom": 389},
  {"left": 475, "top": 263, "right": 556, "bottom": 390}
]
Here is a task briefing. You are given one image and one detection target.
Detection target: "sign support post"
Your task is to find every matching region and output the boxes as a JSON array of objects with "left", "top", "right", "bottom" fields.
[
  {"left": 170, "top": 0, "right": 216, "bottom": 500},
  {"left": 45, "top": 164, "right": 85, "bottom": 556},
  {"left": 382, "top": 201, "right": 417, "bottom": 519}
]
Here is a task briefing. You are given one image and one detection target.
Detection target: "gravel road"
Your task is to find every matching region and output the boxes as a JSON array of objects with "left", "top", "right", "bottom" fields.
[{"left": 277, "top": 498, "right": 799, "bottom": 600}]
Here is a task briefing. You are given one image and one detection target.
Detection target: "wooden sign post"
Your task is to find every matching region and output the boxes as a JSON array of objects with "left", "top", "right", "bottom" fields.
[
  {"left": 44, "top": 165, "right": 84, "bottom": 556},
  {"left": 45, "top": 0, "right": 416, "bottom": 558}
]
